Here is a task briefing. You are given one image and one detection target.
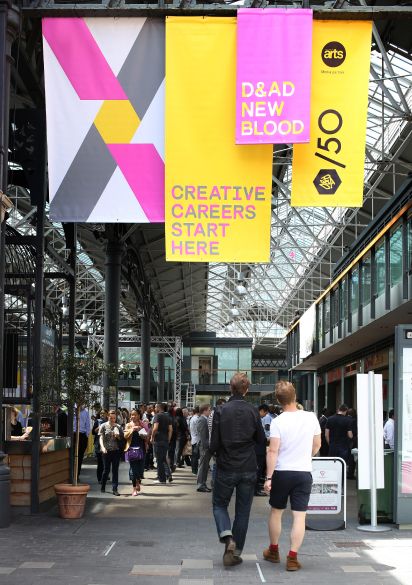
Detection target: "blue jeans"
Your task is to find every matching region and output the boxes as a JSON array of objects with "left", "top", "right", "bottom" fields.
[{"left": 212, "top": 468, "right": 256, "bottom": 554}]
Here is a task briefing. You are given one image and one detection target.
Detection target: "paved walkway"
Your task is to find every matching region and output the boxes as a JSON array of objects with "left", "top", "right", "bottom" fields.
[{"left": 1, "top": 460, "right": 411, "bottom": 585}]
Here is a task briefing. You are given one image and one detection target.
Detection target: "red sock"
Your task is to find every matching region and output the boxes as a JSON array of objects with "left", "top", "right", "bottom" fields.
[
  {"left": 288, "top": 550, "right": 297, "bottom": 558},
  {"left": 269, "top": 544, "right": 279, "bottom": 553}
]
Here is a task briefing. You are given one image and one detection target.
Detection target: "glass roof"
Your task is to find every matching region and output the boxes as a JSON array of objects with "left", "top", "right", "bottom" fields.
[{"left": 207, "top": 40, "right": 412, "bottom": 346}]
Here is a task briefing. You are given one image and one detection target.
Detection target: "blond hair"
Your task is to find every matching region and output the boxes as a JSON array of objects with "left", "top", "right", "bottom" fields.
[{"left": 275, "top": 380, "right": 296, "bottom": 406}]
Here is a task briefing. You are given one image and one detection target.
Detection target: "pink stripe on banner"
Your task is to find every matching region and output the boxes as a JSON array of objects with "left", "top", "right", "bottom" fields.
[
  {"left": 236, "top": 9, "right": 312, "bottom": 145},
  {"left": 42, "top": 18, "right": 127, "bottom": 100},
  {"left": 107, "top": 144, "right": 165, "bottom": 222}
]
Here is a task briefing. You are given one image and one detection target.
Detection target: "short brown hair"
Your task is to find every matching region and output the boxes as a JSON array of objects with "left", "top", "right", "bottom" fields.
[
  {"left": 230, "top": 372, "right": 250, "bottom": 396},
  {"left": 275, "top": 380, "right": 296, "bottom": 406},
  {"left": 199, "top": 404, "right": 210, "bottom": 415},
  {"left": 108, "top": 409, "right": 117, "bottom": 416}
]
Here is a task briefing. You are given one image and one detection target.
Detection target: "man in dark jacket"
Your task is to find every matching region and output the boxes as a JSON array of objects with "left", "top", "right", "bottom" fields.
[{"left": 210, "top": 372, "right": 266, "bottom": 567}]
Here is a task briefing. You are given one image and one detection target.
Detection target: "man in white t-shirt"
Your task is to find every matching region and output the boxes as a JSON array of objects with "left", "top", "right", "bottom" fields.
[{"left": 263, "top": 381, "right": 321, "bottom": 572}]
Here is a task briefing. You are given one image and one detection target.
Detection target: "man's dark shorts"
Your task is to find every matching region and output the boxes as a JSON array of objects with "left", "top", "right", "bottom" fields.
[{"left": 269, "top": 470, "right": 313, "bottom": 512}]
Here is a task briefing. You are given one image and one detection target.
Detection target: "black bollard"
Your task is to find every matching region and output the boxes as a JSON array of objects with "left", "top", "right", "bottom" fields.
[{"left": 0, "top": 451, "right": 10, "bottom": 528}]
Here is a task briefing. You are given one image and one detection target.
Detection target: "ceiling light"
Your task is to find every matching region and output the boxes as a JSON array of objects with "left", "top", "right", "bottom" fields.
[
  {"left": 235, "top": 284, "right": 247, "bottom": 296},
  {"left": 230, "top": 307, "right": 240, "bottom": 317},
  {"left": 79, "top": 313, "right": 88, "bottom": 331}
]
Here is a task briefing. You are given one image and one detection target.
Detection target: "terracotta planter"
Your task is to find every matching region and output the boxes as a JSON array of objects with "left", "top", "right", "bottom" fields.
[{"left": 54, "top": 483, "right": 90, "bottom": 519}]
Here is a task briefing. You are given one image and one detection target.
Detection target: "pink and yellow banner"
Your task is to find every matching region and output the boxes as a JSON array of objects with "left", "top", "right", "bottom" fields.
[
  {"left": 165, "top": 17, "right": 272, "bottom": 262},
  {"left": 236, "top": 8, "right": 313, "bottom": 145},
  {"left": 291, "top": 20, "right": 372, "bottom": 207}
]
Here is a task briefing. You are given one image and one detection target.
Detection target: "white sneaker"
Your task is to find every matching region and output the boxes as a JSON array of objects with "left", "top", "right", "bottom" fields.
[{"left": 152, "top": 480, "right": 167, "bottom": 485}]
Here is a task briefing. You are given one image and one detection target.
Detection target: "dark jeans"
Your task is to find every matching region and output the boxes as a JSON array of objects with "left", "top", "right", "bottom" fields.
[
  {"left": 328, "top": 444, "right": 350, "bottom": 465},
  {"left": 73, "top": 432, "right": 89, "bottom": 479},
  {"left": 175, "top": 436, "right": 187, "bottom": 466},
  {"left": 101, "top": 450, "right": 121, "bottom": 490},
  {"left": 95, "top": 450, "right": 104, "bottom": 482},
  {"left": 191, "top": 443, "right": 200, "bottom": 474},
  {"left": 255, "top": 449, "right": 266, "bottom": 493},
  {"left": 212, "top": 468, "right": 256, "bottom": 554},
  {"left": 155, "top": 441, "right": 171, "bottom": 483},
  {"left": 168, "top": 439, "right": 177, "bottom": 470}
]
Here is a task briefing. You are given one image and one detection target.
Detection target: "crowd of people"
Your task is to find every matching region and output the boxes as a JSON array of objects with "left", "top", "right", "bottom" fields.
[{"left": 6, "top": 377, "right": 396, "bottom": 572}]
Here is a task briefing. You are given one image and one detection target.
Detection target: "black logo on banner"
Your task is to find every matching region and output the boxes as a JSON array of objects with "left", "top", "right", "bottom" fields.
[
  {"left": 313, "top": 169, "right": 342, "bottom": 195},
  {"left": 321, "top": 42, "right": 346, "bottom": 68}
]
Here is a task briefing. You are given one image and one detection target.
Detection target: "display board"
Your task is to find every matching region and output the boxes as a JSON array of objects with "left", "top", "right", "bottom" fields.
[{"left": 308, "top": 457, "right": 343, "bottom": 515}]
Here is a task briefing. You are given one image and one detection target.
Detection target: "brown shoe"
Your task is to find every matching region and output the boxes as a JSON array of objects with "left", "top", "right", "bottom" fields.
[
  {"left": 223, "top": 538, "right": 237, "bottom": 567},
  {"left": 263, "top": 547, "right": 280, "bottom": 563},
  {"left": 286, "top": 555, "right": 301, "bottom": 571}
]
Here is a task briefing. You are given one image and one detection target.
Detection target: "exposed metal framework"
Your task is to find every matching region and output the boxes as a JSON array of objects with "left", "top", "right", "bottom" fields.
[
  {"left": 88, "top": 334, "right": 183, "bottom": 404},
  {"left": 4, "top": 1, "right": 412, "bottom": 355}
]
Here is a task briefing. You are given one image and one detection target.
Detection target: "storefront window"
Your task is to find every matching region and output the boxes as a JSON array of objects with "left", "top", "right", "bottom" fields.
[
  {"left": 408, "top": 216, "right": 412, "bottom": 271},
  {"left": 351, "top": 268, "right": 359, "bottom": 313},
  {"left": 374, "top": 242, "right": 385, "bottom": 297},
  {"left": 390, "top": 225, "right": 402, "bottom": 287},
  {"left": 317, "top": 302, "right": 323, "bottom": 341},
  {"left": 324, "top": 296, "right": 330, "bottom": 334},
  {"left": 239, "top": 347, "right": 252, "bottom": 379},
  {"left": 331, "top": 287, "right": 339, "bottom": 328},
  {"left": 215, "top": 347, "right": 238, "bottom": 383},
  {"left": 362, "top": 254, "right": 371, "bottom": 306},
  {"left": 340, "top": 277, "right": 348, "bottom": 320}
]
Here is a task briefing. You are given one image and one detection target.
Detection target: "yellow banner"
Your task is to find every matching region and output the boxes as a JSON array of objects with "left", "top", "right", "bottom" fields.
[
  {"left": 165, "top": 17, "right": 272, "bottom": 262},
  {"left": 291, "top": 20, "right": 372, "bottom": 207}
]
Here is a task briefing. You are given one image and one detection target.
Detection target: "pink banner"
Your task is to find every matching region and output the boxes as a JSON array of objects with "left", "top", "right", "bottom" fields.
[{"left": 236, "top": 8, "right": 313, "bottom": 145}]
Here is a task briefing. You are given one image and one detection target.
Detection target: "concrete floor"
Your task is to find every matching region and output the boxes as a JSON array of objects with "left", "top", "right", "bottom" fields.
[{"left": 1, "top": 460, "right": 411, "bottom": 585}]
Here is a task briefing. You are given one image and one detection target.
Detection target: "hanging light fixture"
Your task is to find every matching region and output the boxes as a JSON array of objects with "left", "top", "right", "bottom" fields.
[
  {"left": 235, "top": 284, "right": 247, "bottom": 296},
  {"left": 79, "top": 313, "right": 88, "bottom": 332}
]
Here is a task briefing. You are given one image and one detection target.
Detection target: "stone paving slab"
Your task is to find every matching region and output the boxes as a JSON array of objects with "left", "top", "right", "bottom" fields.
[
  {"left": 181, "top": 559, "right": 214, "bottom": 569},
  {"left": 0, "top": 568, "right": 16, "bottom": 575},
  {"left": 130, "top": 565, "right": 182, "bottom": 576},
  {"left": 341, "top": 565, "right": 376, "bottom": 572},
  {"left": 20, "top": 562, "right": 55, "bottom": 569}
]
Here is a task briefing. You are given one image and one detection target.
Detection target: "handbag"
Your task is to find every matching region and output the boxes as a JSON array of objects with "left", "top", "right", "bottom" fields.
[{"left": 125, "top": 446, "right": 144, "bottom": 462}]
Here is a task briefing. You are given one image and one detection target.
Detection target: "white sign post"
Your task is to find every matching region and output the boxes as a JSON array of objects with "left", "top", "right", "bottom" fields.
[{"left": 357, "top": 372, "right": 391, "bottom": 532}]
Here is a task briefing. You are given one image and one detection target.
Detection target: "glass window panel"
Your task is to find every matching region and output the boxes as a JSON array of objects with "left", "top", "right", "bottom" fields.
[
  {"left": 215, "top": 347, "right": 238, "bottom": 384},
  {"left": 408, "top": 217, "right": 412, "bottom": 271},
  {"left": 362, "top": 255, "right": 371, "bottom": 306},
  {"left": 351, "top": 268, "right": 359, "bottom": 313},
  {"left": 390, "top": 226, "right": 402, "bottom": 287},
  {"left": 375, "top": 242, "right": 385, "bottom": 297},
  {"left": 190, "top": 347, "right": 215, "bottom": 356},
  {"left": 324, "top": 296, "right": 330, "bottom": 333},
  {"left": 340, "top": 277, "right": 348, "bottom": 320},
  {"left": 239, "top": 347, "right": 252, "bottom": 378},
  {"left": 332, "top": 288, "right": 339, "bottom": 328},
  {"left": 317, "top": 302, "right": 323, "bottom": 341}
]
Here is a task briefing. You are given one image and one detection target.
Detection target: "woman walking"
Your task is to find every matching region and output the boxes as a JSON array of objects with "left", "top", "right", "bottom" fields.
[{"left": 124, "top": 409, "right": 148, "bottom": 496}]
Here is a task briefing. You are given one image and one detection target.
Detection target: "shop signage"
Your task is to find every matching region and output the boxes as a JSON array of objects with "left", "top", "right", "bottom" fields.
[
  {"left": 42, "top": 17, "right": 165, "bottom": 223},
  {"left": 236, "top": 9, "right": 312, "bottom": 145},
  {"left": 291, "top": 20, "right": 372, "bottom": 207},
  {"left": 401, "top": 348, "right": 412, "bottom": 494},
  {"left": 307, "top": 458, "right": 343, "bottom": 514},
  {"left": 165, "top": 17, "right": 272, "bottom": 262}
]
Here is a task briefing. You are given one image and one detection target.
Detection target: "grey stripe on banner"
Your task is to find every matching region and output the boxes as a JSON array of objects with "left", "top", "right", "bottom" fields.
[
  {"left": 49, "top": 124, "right": 116, "bottom": 222},
  {"left": 117, "top": 18, "right": 165, "bottom": 120}
]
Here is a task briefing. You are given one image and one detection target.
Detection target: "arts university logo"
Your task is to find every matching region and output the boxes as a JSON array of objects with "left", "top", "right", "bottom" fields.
[{"left": 42, "top": 18, "right": 165, "bottom": 222}]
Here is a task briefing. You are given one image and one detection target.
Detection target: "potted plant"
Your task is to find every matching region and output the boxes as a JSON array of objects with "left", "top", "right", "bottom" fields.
[{"left": 53, "top": 350, "right": 108, "bottom": 519}]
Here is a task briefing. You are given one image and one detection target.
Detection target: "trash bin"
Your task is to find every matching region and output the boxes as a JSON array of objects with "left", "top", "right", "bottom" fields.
[{"left": 357, "top": 449, "right": 393, "bottom": 524}]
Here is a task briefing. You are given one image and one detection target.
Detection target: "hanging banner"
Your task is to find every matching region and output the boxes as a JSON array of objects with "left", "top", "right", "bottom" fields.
[
  {"left": 291, "top": 20, "right": 372, "bottom": 207},
  {"left": 236, "top": 8, "right": 312, "bottom": 145},
  {"left": 165, "top": 17, "right": 272, "bottom": 262},
  {"left": 42, "top": 17, "right": 165, "bottom": 222}
]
